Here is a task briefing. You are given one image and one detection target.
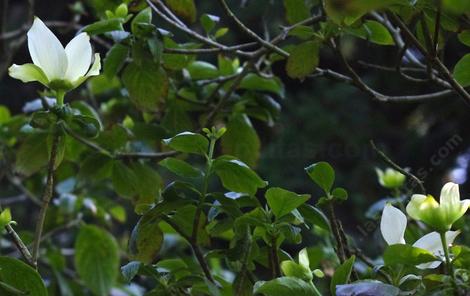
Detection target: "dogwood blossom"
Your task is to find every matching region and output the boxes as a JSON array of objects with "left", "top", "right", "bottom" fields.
[
  {"left": 381, "top": 203, "right": 459, "bottom": 269},
  {"left": 406, "top": 182, "right": 470, "bottom": 231},
  {"left": 8, "top": 17, "right": 100, "bottom": 96}
]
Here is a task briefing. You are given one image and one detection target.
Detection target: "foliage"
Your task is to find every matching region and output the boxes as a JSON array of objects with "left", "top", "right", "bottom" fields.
[{"left": 0, "top": 0, "right": 470, "bottom": 295}]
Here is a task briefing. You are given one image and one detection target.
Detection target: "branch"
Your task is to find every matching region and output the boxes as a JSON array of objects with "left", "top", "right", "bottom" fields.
[
  {"left": 387, "top": 12, "right": 470, "bottom": 106},
  {"left": 0, "top": 202, "right": 35, "bottom": 267},
  {"left": 370, "top": 140, "right": 426, "bottom": 194},
  {"left": 146, "top": 0, "right": 253, "bottom": 57},
  {"left": 32, "top": 132, "right": 61, "bottom": 266},
  {"left": 161, "top": 215, "right": 216, "bottom": 285}
]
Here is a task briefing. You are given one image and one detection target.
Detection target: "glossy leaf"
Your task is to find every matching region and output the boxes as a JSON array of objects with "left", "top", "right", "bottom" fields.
[
  {"left": 330, "top": 255, "right": 355, "bottom": 296},
  {"left": 266, "top": 187, "right": 310, "bottom": 219},
  {"left": 163, "top": 132, "right": 209, "bottom": 155},
  {"left": 286, "top": 41, "right": 319, "bottom": 79},
  {"left": 305, "top": 162, "right": 335, "bottom": 193},
  {"left": 0, "top": 256, "right": 47, "bottom": 296}
]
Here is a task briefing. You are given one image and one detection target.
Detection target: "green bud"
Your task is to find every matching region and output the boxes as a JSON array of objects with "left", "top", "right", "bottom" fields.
[{"left": 376, "top": 168, "right": 405, "bottom": 189}]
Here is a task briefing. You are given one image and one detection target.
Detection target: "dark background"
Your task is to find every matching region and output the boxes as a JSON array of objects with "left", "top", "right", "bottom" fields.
[{"left": 2, "top": 0, "right": 470, "bottom": 254}]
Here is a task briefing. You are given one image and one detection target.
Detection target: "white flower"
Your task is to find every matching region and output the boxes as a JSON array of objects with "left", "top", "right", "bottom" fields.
[
  {"left": 8, "top": 17, "right": 100, "bottom": 92},
  {"left": 380, "top": 203, "right": 460, "bottom": 269}
]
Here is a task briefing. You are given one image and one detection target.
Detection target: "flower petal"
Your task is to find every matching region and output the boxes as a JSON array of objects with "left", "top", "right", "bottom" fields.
[
  {"left": 8, "top": 63, "right": 49, "bottom": 86},
  {"left": 27, "top": 17, "right": 67, "bottom": 80},
  {"left": 71, "top": 53, "right": 101, "bottom": 88},
  {"left": 440, "top": 182, "right": 460, "bottom": 209},
  {"left": 406, "top": 194, "right": 444, "bottom": 230},
  {"left": 64, "top": 33, "right": 92, "bottom": 82},
  {"left": 413, "top": 230, "right": 460, "bottom": 269},
  {"left": 380, "top": 204, "right": 407, "bottom": 245}
]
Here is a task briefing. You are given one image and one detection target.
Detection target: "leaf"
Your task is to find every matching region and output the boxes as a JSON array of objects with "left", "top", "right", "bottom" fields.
[
  {"left": 458, "top": 30, "right": 470, "bottom": 47},
  {"left": 131, "top": 163, "right": 162, "bottom": 213},
  {"left": 187, "top": 61, "right": 219, "bottom": 80},
  {"left": 330, "top": 255, "right": 355, "bottom": 296},
  {"left": 286, "top": 41, "right": 319, "bottom": 79},
  {"left": 0, "top": 105, "right": 11, "bottom": 124},
  {"left": 253, "top": 277, "right": 320, "bottom": 296},
  {"left": 159, "top": 157, "right": 203, "bottom": 178},
  {"left": 104, "top": 43, "right": 129, "bottom": 78},
  {"left": 383, "top": 244, "right": 437, "bottom": 266},
  {"left": 305, "top": 162, "right": 335, "bottom": 193},
  {"left": 240, "top": 73, "right": 285, "bottom": 97},
  {"left": 453, "top": 54, "right": 470, "bottom": 87},
  {"left": 121, "top": 261, "right": 142, "bottom": 283},
  {"left": 298, "top": 204, "right": 330, "bottom": 231},
  {"left": 167, "top": 205, "right": 210, "bottom": 246},
  {"left": 221, "top": 114, "right": 261, "bottom": 167},
  {"left": 83, "top": 19, "right": 124, "bottom": 35},
  {"left": 0, "top": 208, "right": 12, "bottom": 229},
  {"left": 15, "top": 133, "right": 49, "bottom": 176},
  {"left": 265, "top": 187, "right": 310, "bottom": 219},
  {"left": 336, "top": 281, "right": 400, "bottom": 296},
  {"left": 0, "top": 256, "right": 47, "bottom": 296},
  {"left": 163, "top": 132, "right": 209, "bottom": 155},
  {"left": 346, "top": 20, "right": 394, "bottom": 45},
  {"left": 75, "top": 225, "right": 119, "bottom": 296},
  {"left": 213, "top": 157, "right": 267, "bottom": 195},
  {"left": 131, "top": 7, "right": 152, "bottom": 35},
  {"left": 122, "top": 61, "right": 169, "bottom": 111},
  {"left": 165, "top": 0, "right": 197, "bottom": 23},
  {"left": 280, "top": 261, "right": 312, "bottom": 281},
  {"left": 78, "top": 153, "right": 114, "bottom": 181},
  {"left": 200, "top": 14, "right": 219, "bottom": 33},
  {"left": 112, "top": 161, "right": 139, "bottom": 198},
  {"left": 283, "top": 0, "right": 310, "bottom": 24},
  {"left": 129, "top": 213, "right": 164, "bottom": 264}
]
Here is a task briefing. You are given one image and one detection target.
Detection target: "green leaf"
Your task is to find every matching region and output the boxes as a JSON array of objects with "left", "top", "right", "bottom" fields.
[
  {"left": 346, "top": 20, "right": 394, "bottom": 45},
  {"left": 75, "top": 225, "right": 119, "bottom": 296},
  {"left": 167, "top": 205, "right": 210, "bottom": 246},
  {"left": 112, "top": 161, "right": 139, "bottom": 198},
  {"left": 453, "top": 54, "right": 470, "bottom": 87},
  {"left": 283, "top": 0, "right": 310, "bottom": 24},
  {"left": 163, "top": 132, "right": 209, "bottom": 155},
  {"left": 253, "top": 277, "right": 320, "bottom": 296},
  {"left": 15, "top": 134, "right": 49, "bottom": 176},
  {"left": 83, "top": 18, "right": 124, "bottom": 35},
  {"left": 330, "top": 255, "right": 355, "bottom": 296},
  {"left": 265, "top": 187, "right": 310, "bottom": 219},
  {"left": 0, "top": 256, "right": 47, "bottom": 296},
  {"left": 121, "top": 261, "right": 142, "bottom": 283},
  {"left": 383, "top": 244, "right": 437, "bottom": 266},
  {"left": 122, "top": 61, "right": 169, "bottom": 111},
  {"left": 104, "top": 43, "right": 129, "bottom": 78},
  {"left": 305, "top": 162, "right": 335, "bottom": 193},
  {"left": 0, "top": 105, "right": 10, "bottom": 124},
  {"left": 0, "top": 208, "right": 12, "bottom": 229},
  {"left": 131, "top": 163, "right": 162, "bottom": 213},
  {"left": 78, "top": 153, "right": 114, "bottom": 181},
  {"left": 129, "top": 213, "right": 164, "bottom": 264},
  {"left": 165, "top": 0, "right": 197, "bottom": 23},
  {"left": 240, "top": 73, "right": 285, "bottom": 97},
  {"left": 131, "top": 7, "right": 152, "bottom": 35},
  {"left": 332, "top": 187, "right": 348, "bottom": 201},
  {"left": 286, "top": 41, "right": 319, "bottom": 79},
  {"left": 458, "top": 30, "right": 470, "bottom": 47},
  {"left": 281, "top": 261, "right": 313, "bottom": 281},
  {"left": 159, "top": 157, "right": 203, "bottom": 178},
  {"left": 221, "top": 114, "right": 261, "bottom": 167},
  {"left": 298, "top": 204, "right": 331, "bottom": 231},
  {"left": 213, "top": 157, "right": 267, "bottom": 195},
  {"left": 200, "top": 14, "right": 219, "bottom": 33},
  {"left": 187, "top": 61, "right": 219, "bottom": 80},
  {"left": 336, "top": 281, "right": 400, "bottom": 296}
]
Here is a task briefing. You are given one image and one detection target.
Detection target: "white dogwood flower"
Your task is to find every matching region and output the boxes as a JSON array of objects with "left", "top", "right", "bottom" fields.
[
  {"left": 8, "top": 17, "right": 100, "bottom": 95},
  {"left": 381, "top": 203, "right": 460, "bottom": 269}
]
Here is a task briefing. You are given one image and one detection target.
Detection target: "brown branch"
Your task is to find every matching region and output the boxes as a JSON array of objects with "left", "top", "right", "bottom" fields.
[
  {"left": 370, "top": 140, "right": 426, "bottom": 194},
  {"left": 32, "top": 132, "right": 60, "bottom": 266}
]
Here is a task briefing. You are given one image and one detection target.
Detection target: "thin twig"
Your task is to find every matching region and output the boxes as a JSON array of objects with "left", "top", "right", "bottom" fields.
[
  {"left": 32, "top": 133, "right": 60, "bottom": 266},
  {"left": 370, "top": 140, "right": 426, "bottom": 194}
]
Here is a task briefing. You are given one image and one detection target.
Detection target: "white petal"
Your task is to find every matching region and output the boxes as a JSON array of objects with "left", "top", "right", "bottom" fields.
[
  {"left": 413, "top": 231, "right": 460, "bottom": 253},
  {"left": 440, "top": 182, "right": 460, "bottom": 208},
  {"left": 64, "top": 33, "right": 92, "bottom": 82},
  {"left": 27, "top": 17, "right": 67, "bottom": 80},
  {"left": 380, "top": 204, "right": 407, "bottom": 245},
  {"left": 412, "top": 230, "right": 460, "bottom": 269},
  {"left": 415, "top": 260, "right": 442, "bottom": 270},
  {"left": 70, "top": 53, "right": 101, "bottom": 88}
]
